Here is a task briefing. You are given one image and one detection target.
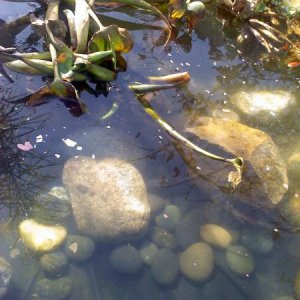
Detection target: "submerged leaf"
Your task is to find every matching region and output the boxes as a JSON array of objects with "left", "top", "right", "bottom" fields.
[{"left": 100, "top": 101, "right": 119, "bottom": 120}]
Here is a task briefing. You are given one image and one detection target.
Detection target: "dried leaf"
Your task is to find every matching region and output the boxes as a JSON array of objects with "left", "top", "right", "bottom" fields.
[
  {"left": 74, "top": 0, "right": 90, "bottom": 53},
  {"left": 148, "top": 71, "right": 190, "bottom": 83}
]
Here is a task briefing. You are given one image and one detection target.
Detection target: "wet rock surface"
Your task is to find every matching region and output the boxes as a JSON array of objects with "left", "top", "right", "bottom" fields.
[
  {"left": 62, "top": 156, "right": 150, "bottom": 243},
  {"left": 181, "top": 117, "right": 288, "bottom": 208}
]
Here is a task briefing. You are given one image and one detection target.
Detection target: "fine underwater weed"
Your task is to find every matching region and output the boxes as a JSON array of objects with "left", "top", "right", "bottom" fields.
[{"left": 0, "top": 99, "right": 55, "bottom": 220}]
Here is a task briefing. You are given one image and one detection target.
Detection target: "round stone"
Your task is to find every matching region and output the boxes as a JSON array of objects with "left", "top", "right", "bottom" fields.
[
  {"left": 33, "top": 277, "right": 72, "bottom": 300},
  {"left": 19, "top": 219, "right": 67, "bottom": 253},
  {"left": 0, "top": 257, "right": 12, "bottom": 299},
  {"left": 110, "top": 245, "right": 143, "bottom": 274},
  {"left": 40, "top": 251, "right": 69, "bottom": 276},
  {"left": 155, "top": 205, "right": 181, "bottom": 232},
  {"left": 64, "top": 235, "right": 95, "bottom": 262},
  {"left": 62, "top": 157, "right": 150, "bottom": 243},
  {"left": 150, "top": 226, "right": 176, "bottom": 249},
  {"left": 226, "top": 245, "right": 255, "bottom": 276},
  {"left": 139, "top": 242, "right": 158, "bottom": 266},
  {"left": 151, "top": 248, "right": 179, "bottom": 286},
  {"left": 241, "top": 229, "right": 274, "bottom": 254},
  {"left": 175, "top": 209, "right": 203, "bottom": 250},
  {"left": 200, "top": 224, "right": 233, "bottom": 248},
  {"left": 279, "top": 191, "right": 300, "bottom": 227},
  {"left": 179, "top": 242, "right": 214, "bottom": 282}
]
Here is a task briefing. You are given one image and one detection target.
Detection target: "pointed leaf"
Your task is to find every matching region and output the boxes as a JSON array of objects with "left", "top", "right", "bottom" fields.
[
  {"left": 86, "top": 64, "right": 115, "bottom": 81},
  {"left": 64, "top": 9, "right": 77, "bottom": 48},
  {"left": 74, "top": 0, "right": 90, "bottom": 53},
  {"left": 88, "top": 25, "right": 133, "bottom": 53},
  {"left": 27, "top": 85, "right": 52, "bottom": 106}
]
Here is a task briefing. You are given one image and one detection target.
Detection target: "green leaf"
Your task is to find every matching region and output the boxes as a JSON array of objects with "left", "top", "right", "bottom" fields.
[
  {"left": 86, "top": 64, "right": 115, "bottom": 81},
  {"left": 88, "top": 25, "right": 133, "bottom": 53},
  {"left": 4, "top": 60, "right": 52, "bottom": 75}
]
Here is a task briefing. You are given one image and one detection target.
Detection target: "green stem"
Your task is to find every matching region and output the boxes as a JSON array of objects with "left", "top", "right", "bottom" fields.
[{"left": 137, "top": 95, "right": 244, "bottom": 174}]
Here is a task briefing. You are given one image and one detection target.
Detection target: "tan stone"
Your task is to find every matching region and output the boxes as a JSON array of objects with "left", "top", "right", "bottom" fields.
[
  {"left": 19, "top": 219, "right": 67, "bottom": 252},
  {"left": 180, "top": 117, "right": 288, "bottom": 208},
  {"left": 200, "top": 224, "right": 232, "bottom": 248},
  {"left": 179, "top": 242, "right": 214, "bottom": 282}
]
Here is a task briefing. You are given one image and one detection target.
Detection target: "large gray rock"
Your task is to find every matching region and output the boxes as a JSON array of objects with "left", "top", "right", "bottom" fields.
[
  {"left": 180, "top": 117, "right": 288, "bottom": 208},
  {"left": 62, "top": 157, "right": 150, "bottom": 243},
  {"left": 0, "top": 257, "right": 12, "bottom": 299}
]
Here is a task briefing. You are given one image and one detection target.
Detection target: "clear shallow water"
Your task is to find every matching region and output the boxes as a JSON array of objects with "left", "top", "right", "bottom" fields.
[{"left": 1, "top": 1, "right": 300, "bottom": 299}]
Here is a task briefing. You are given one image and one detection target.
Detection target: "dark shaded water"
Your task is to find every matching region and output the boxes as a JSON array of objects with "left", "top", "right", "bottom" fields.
[{"left": 1, "top": 1, "right": 300, "bottom": 299}]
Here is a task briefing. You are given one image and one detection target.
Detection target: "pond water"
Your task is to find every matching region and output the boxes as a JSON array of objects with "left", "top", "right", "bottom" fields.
[{"left": 1, "top": 0, "right": 300, "bottom": 300}]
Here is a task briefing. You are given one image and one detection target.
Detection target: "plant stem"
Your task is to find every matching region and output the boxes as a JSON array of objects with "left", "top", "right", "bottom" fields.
[{"left": 136, "top": 95, "right": 244, "bottom": 175}]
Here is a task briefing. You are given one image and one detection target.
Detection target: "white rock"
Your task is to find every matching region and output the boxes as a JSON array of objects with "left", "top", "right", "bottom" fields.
[{"left": 230, "top": 90, "right": 296, "bottom": 121}]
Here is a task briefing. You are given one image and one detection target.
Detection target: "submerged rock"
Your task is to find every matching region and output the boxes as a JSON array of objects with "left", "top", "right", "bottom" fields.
[
  {"left": 33, "top": 277, "right": 72, "bottom": 300},
  {"left": 155, "top": 205, "right": 181, "bottom": 232},
  {"left": 139, "top": 242, "right": 158, "bottom": 266},
  {"left": 179, "top": 242, "right": 214, "bottom": 282},
  {"left": 150, "top": 226, "right": 177, "bottom": 249},
  {"left": 151, "top": 248, "right": 179, "bottom": 286},
  {"left": 230, "top": 90, "right": 296, "bottom": 122},
  {"left": 200, "top": 223, "right": 233, "bottom": 248},
  {"left": 19, "top": 219, "right": 67, "bottom": 253},
  {"left": 182, "top": 117, "right": 288, "bottom": 208},
  {"left": 62, "top": 157, "right": 150, "bottom": 243},
  {"left": 0, "top": 257, "right": 12, "bottom": 299},
  {"left": 64, "top": 235, "right": 95, "bottom": 262},
  {"left": 287, "top": 152, "right": 300, "bottom": 182},
  {"left": 226, "top": 245, "right": 255, "bottom": 276},
  {"left": 31, "top": 187, "right": 71, "bottom": 223},
  {"left": 110, "top": 244, "right": 143, "bottom": 274},
  {"left": 40, "top": 251, "right": 69, "bottom": 277},
  {"left": 241, "top": 229, "right": 274, "bottom": 254}
]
